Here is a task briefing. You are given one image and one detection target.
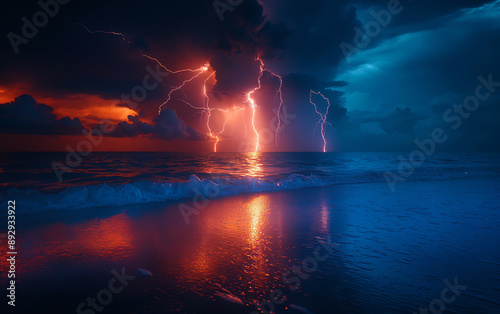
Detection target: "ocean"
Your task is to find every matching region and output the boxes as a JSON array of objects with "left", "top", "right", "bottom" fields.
[
  {"left": 1, "top": 152, "right": 499, "bottom": 214},
  {"left": 1, "top": 152, "right": 500, "bottom": 313}
]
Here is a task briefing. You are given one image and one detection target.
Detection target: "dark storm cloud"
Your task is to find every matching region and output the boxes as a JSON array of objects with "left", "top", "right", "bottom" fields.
[
  {"left": 2, "top": 0, "right": 494, "bottom": 98},
  {"left": 337, "top": 0, "right": 500, "bottom": 151},
  {"left": 320, "top": 89, "right": 348, "bottom": 122},
  {"left": 99, "top": 108, "right": 208, "bottom": 141},
  {"left": 0, "top": 0, "right": 293, "bottom": 118},
  {"left": 104, "top": 114, "right": 155, "bottom": 138},
  {"left": 377, "top": 107, "right": 422, "bottom": 136},
  {"left": 0, "top": 95, "right": 85, "bottom": 135},
  {"left": 354, "top": 0, "right": 493, "bottom": 27},
  {"left": 0, "top": 94, "right": 207, "bottom": 141},
  {"left": 152, "top": 109, "right": 208, "bottom": 141},
  {"left": 352, "top": 106, "right": 426, "bottom": 136},
  {"left": 338, "top": 0, "right": 495, "bottom": 51},
  {"left": 1, "top": 0, "right": 498, "bottom": 150},
  {"left": 422, "top": 95, "right": 500, "bottom": 152},
  {"left": 265, "top": 73, "right": 350, "bottom": 151},
  {"left": 260, "top": 0, "right": 360, "bottom": 77}
]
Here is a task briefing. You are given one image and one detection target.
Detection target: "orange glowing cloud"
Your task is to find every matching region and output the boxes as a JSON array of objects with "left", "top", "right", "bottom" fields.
[
  {"left": 37, "top": 94, "right": 138, "bottom": 125},
  {"left": 0, "top": 86, "right": 138, "bottom": 127}
]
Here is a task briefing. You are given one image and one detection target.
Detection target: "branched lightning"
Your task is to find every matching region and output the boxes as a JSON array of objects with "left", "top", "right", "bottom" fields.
[
  {"left": 177, "top": 70, "right": 246, "bottom": 152},
  {"left": 201, "top": 72, "right": 220, "bottom": 151},
  {"left": 75, "top": 24, "right": 211, "bottom": 116},
  {"left": 310, "top": 90, "right": 332, "bottom": 153},
  {"left": 211, "top": 107, "right": 246, "bottom": 152},
  {"left": 273, "top": 74, "right": 284, "bottom": 145},
  {"left": 245, "top": 56, "right": 286, "bottom": 152},
  {"left": 141, "top": 54, "right": 211, "bottom": 117},
  {"left": 203, "top": 72, "right": 216, "bottom": 138},
  {"left": 149, "top": 59, "right": 248, "bottom": 152},
  {"left": 257, "top": 57, "right": 285, "bottom": 146},
  {"left": 72, "top": 23, "right": 130, "bottom": 43},
  {"left": 177, "top": 99, "right": 209, "bottom": 111},
  {"left": 154, "top": 63, "right": 210, "bottom": 115},
  {"left": 246, "top": 58, "right": 266, "bottom": 153},
  {"left": 75, "top": 24, "right": 289, "bottom": 152}
]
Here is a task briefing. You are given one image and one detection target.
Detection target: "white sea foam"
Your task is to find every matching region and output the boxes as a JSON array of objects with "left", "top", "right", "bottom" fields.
[{"left": 1, "top": 166, "right": 497, "bottom": 215}]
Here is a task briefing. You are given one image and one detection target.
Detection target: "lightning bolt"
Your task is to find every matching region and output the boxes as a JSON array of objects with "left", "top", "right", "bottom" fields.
[
  {"left": 150, "top": 60, "right": 246, "bottom": 152},
  {"left": 180, "top": 70, "right": 246, "bottom": 152},
  {"left": 142, "top": 54, "right": 208, "bottom": 76},
  {"left": 246, "top": 60, "right": 263, "bottom": 153},
  {"left": 245, "top": 56, "right": 286, "bottom": 152},
  {"left": 72, "top": 23, "right": 130, "bottom": 43},
  {"left": 153, "top": 61, "right": 228, "bottom": 152},
  {"left": 310, "top": 90, "right": 331, "bottom": 153},
  {"left": 201, "top": 72, "right": 219, "bottom": 151},
  {"left": 211, "top": 107, "right": 246, "bottom": 152},
  {"left": 140, "top": 54, "right": 212, "bottom": 116},
  {"left": 273, "top": 74, "right": 284, "bottom": 146},
  {"left": 74, "top": 24, "right": 211, "bottom": 116},
  {"left": 154, "top": 63, "right": 210, "bottom": 115},
  {"left": 75, "top": 24, "right": 286, "bottom": 152},
  {"left": 257, "top": 57, "right": 285, "bottom": 146}
]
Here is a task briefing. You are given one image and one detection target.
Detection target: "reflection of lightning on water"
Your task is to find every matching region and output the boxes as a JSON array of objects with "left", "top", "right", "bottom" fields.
[{"left": 310, "top": 90, "right": 332, "bottom": 153}]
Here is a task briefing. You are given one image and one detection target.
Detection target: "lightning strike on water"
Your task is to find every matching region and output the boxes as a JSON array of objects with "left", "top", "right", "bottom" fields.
[
  {"left": 246, "top": 58, "right": 265, "bottom": 153},
  {"left": 310, "top": 90, "right": 331, "bottom": 153},
  {"left": 75, "top": 24, "right": 288, "bottom": 152}
]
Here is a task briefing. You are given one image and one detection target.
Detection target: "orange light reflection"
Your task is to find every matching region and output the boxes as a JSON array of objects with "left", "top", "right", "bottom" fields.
[{"left": 178, "top": 195, "right": 274, "bottom": 303}]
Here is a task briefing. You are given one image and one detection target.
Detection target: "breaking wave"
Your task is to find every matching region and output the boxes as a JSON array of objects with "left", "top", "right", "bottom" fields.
[{"left": 1, "top": 164, "right": 498, "bottom": 215}]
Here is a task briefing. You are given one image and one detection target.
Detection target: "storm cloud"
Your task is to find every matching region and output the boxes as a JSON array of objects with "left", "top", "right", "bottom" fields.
[
  {"left": 0, "top": 95, "right": 85, "bottom": 135},
  {"left": 1, "top": 0, "right": 499, "bottom": 151}
]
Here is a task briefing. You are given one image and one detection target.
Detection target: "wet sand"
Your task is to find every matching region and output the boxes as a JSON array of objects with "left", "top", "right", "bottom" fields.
[{"left": 5, "top": 176, "right": 500, "bottom": 313}]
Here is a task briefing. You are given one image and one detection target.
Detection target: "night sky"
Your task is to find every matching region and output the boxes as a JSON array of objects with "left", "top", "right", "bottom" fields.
[{"left": 1, "top": 0, "right": 499, "bottom": 152}]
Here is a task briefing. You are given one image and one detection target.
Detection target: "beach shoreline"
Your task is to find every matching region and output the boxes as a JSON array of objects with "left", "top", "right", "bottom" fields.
[{"left": 3, "top": 176, "right": 500, "bottom": 313}]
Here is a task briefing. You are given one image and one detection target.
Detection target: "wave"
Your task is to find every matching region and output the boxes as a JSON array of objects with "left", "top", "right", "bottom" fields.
[
  {"left": 2, "top": 174, "right": 328, "bottom": 215},
  {"left": 1, "top": 167, "right": 498, "bottom": 215}
]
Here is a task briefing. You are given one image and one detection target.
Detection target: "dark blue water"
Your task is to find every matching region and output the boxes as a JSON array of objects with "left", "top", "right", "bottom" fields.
[
  {"left": 1, "top": 152, "right": 499, "bottom": 214},
  {"left": 4, "top": 177, "right": 500, "bottom": 314}
]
